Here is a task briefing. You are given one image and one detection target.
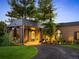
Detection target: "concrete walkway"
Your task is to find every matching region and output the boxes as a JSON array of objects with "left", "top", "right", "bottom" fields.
[{"left": 32, "top": 45, "right": 79, "bottom": 59}]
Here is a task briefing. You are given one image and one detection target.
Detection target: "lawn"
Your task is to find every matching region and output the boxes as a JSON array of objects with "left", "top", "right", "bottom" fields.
[
  {"left": 0, "top": 46, "right": 38, "bottom": 59},
  {"left": 62, "top": 44, "right": 79, "bottom": 49}
]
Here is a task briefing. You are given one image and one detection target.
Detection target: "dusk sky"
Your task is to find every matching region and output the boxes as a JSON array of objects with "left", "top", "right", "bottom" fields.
[{"left": 0, "top": 0, "right": 79, "bottom": 23}]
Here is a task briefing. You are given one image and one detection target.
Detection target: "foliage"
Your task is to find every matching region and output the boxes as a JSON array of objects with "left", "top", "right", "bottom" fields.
[
  {"left": 0, "top": 33, "right": 15, "bottom": 46},
  {"left": 43, "top": 22, "right": 56, "bottom": 36},
  {"left": 57, "top": 39, "right": 66, "bottom": 45},
  {"left": 0, "top": 46, "right": 38, "bottom": 59},
  {"left": 0, "top": 21, "right": 14, "bottom": 46},
  {"left": 38, "top": 0, "right": 56, "bottom": 21},
  {"left": 38, "top": 0, "right": 57, "bottom": 43},
  {"left": 6, "top": 0, "right": 37, "bottom": 19},
  {"left": 6, "top": 0, "right": 56, "bottom": 21},
  {"left": 0, "top": 21, "right": 6, "bottom": 36},
  {"left": 42, "top": 21, "right": 57, "bottom": 43},
  {"left": 0, "top": 21, "right": 15, "bottom": 46}
]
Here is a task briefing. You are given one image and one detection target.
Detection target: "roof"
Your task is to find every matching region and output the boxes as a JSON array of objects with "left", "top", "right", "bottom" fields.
[
  {"left": 8, "top": 18, "right": 43, "bottom": 28},
  {"left": 8, "top": 19, "right": 79, "bottom": 28},
  {"left": 58, "top": 21, "right": 79, "bottom": 27}
]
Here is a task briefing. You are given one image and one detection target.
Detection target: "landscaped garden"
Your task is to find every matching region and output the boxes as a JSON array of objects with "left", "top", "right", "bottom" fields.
[{"left": 0, "top": 46, "right": 37, "bottom": 59}]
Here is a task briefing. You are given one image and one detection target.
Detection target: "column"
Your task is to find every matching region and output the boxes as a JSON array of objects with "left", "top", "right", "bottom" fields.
[
  {"left": 40, "top": 28, "right": 43, "bottom": 41},
  {"left": 20, "top": 25, "right": 24, "bottom": 45}
]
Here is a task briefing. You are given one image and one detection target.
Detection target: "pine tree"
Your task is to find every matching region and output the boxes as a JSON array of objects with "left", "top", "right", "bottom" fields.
[
  {"left": 6, "top": 0, "right": 19, "bottom": 19},
  {"left": 38, "top": 0, "right": 57, "bottom": 43},
  {"left": 6, "top": 0, "right": 36, "bottom": 19},
  {"left": 38, "top": 0, "right": 56, "bottom": 22}
]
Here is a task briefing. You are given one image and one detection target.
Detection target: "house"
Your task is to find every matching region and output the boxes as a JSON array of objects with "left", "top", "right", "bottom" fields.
[
  {"left": 8, "top": 19, "right": 79, "bottom": 45},
  {"left": 58, "top": 21, "right": 79, "bottom": 44}
]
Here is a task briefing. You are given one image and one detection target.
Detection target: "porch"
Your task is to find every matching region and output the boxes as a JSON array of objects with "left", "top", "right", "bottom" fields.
[
  {"left": 8, "top": 19, "right": 43, "bottom": 45},
  {"left": 9, "top": 26, "right": 42, "bottom": 45}
]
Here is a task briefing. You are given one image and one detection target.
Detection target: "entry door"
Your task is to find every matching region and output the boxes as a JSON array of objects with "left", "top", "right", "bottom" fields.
[{"left": 29, "top": 30, "right": 36, "bottom": 41}]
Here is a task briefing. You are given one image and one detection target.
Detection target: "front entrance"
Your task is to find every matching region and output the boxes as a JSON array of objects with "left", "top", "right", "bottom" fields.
[
  {"left": 24, "top": 27, "right": 41, "bottom": 45},
  {"left": 29, "top": 30, "right": 36, "bottom": 41}
]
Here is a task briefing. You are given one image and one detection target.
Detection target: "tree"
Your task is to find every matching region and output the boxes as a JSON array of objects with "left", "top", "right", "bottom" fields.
[
  {"left": 38, "top": 0, "right": 57, "bottom": 43},
  {"left": 38, "top": 0, "right": 56, "bottom": 22},
  {"left": 0, "top": 21, "right": 7, "bottom": 36},
  {"left": 6, "top": 0, "right": 37, "bottom": 19},
  {"left": 43, "top": 21, "right": 57, "bottom": 43},
  {"left": 6, "top": 0, "right": 20, "bottom": 19},
  {"left": 0, "top": 21, "right": 15, "bottom": 46}
]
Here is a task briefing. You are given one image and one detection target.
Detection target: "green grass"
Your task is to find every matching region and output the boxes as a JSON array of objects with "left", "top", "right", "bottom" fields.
[
  {"left": 62, "top": 44, "right": 79, "bottom": 49},
  {"left": 0, "top": 46, "right": 38, "bottom": 59}
]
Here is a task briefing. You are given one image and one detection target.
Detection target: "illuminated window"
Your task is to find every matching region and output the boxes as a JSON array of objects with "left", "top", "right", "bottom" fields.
[
  {"left": 29, "top": 31, "right": 36, "bottom": 40},
  {"left": 31, "top": 31, "right": 35, "bottom": 39},
  {"left": 77, "top": 32, "right": 79, "bottom": 39},
  {"left": 74, "top": 31, "right": 79, "bottom": 40}
]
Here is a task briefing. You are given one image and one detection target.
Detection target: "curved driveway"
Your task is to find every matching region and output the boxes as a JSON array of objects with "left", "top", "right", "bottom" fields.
[{"left": 33, "top": 45, "right": 79, "bottom": 59}]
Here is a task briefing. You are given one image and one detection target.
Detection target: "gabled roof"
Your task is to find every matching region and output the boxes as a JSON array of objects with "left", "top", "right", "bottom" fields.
[{"left": 8, "top": 18, "right": 43, "bottom": 28}]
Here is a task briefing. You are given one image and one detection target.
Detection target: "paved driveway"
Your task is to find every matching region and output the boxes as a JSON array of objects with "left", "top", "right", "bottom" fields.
[{"left": 32, "top": 45, "right": 79, "bottom": 59}]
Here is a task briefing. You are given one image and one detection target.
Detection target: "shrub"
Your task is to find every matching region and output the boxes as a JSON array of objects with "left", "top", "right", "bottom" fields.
[
  {"left": 0, "top": 21, "right": 6, "bottom": 36},
  {"left": 0, "top": 33, "right": 15, "bottom": 46}
]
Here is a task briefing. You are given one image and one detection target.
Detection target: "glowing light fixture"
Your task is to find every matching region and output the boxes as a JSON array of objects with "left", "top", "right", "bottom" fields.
[{"left": 31, "top": 27, "right": 36, "bottom": 30}]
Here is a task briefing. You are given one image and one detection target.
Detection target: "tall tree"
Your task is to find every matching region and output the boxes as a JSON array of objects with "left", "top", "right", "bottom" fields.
[
  {"left": 38, "top": 0, "right": 56, "bottom": 22},
  {"left": 6, "top": 0, "right": 36, "bottom": 19},
  {"left": 38, "top": 0, "right": 57, "bottom": 43},
  {"left": 6, "top": 0, "right": 21, "bottom": 19}
]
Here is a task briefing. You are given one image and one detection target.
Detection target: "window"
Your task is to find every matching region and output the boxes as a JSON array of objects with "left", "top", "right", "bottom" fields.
[{"left": 74, "top": 31, "right": 79, "bottom": 40}]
